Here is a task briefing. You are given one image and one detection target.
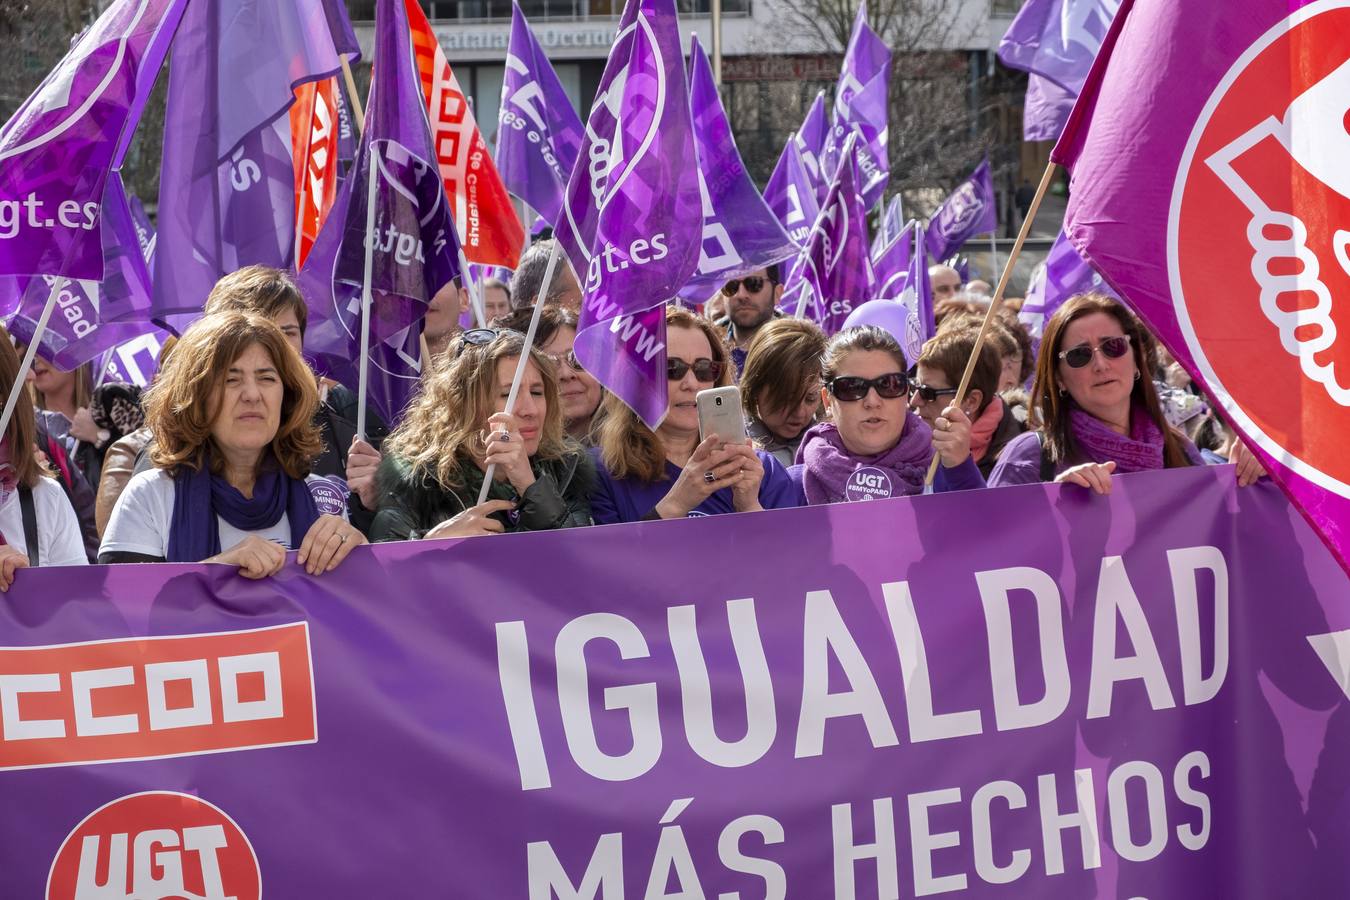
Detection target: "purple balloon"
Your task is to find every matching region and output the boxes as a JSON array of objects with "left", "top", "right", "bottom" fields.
[{"left": 841, "top": 298, "right": 921, "bottom": 361}]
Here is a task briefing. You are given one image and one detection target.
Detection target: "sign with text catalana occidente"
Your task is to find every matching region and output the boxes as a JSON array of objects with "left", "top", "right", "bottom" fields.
[{"left": 2, "top": 467, "right": 1349, "bottom": 898}]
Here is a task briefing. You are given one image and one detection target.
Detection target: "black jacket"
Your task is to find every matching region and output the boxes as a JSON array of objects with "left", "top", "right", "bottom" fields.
[{"left": 370, "top": 449, "right": 595, "bottom": 542}]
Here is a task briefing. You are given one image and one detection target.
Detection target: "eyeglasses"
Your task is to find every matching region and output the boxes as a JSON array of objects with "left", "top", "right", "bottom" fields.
[
  {"left": 911, "top": 383, "right": 959, "bottom": 404},
  {"left": 544, "top": 349, "right": 584, "bottom": 372},
  {"left": 667, "top": 357, "right": 724, "bottom": 382},
  {"left": 720, "top": 276, "right": 768, "bottom": 296},
  {"left": 454, "top": 327, "right": 503, "bottom": 357},
  {"left": 1058, "top": 334, "right": 1132, "bottom": 369},
  {"left": 825, "top": 373, "right": 909, "bottom": 402}
]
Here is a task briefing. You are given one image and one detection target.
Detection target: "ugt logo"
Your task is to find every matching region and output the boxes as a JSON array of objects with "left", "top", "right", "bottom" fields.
[
  {"left": 1168, "top": 0, "right": 1350, "bottom": 496},
  {"left": 46, "top": 792, "right": 260, "bottom": 900}
]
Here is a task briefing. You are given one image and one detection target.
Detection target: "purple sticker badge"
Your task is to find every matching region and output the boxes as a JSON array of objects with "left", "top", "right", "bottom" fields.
[
  {"left": 844, "top": 465, "right": 893, "bottom": 501},
  {"left": 308, "top": 476, "right": 350, "bottom": 517}
]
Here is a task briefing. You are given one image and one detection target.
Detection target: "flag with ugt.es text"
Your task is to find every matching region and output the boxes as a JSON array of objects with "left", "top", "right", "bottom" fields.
[
  {"left": 1050, "top": 0, "right": 1350, "bottom": 574},
  {"left": 553, "top": 0, "right": 703, "bottom": 428},
  {"left": 0, "top": 0, "right": 186, "bottom": 279},
  {"left": 406, "top": 0, "right": 523, "bottom": 268},
  {"left": 820, "top": 6, "right": 891, "bottom": 210}
]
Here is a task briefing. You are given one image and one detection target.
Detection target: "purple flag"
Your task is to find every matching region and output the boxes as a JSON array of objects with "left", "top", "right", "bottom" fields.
[
  {"left": 126, "top": 193, "right": 155, "bottom": 265},
  {"left": 152, "top": 0, "right": 342, "bottom": 328},
  {"left": 779, "top": 134, "right": 876, "bottom": 335},
  {"left": 321, "top": 0, "right": 362, "bottom": 61},
  {"left": 0, "top": 0, "right": 186, "bottom": 279},
  {"left": 896, "top": 221, "right": 934, "bottom": 364},
  {"left": 1050, "top": 0, "right": 1350, "bottom": 574},
  {"left": 872, "top": 219, "right": 914, "bottom": 299},
  {"left": 793, "top": 90, "right": 829, "bottom": 189},
  {"left": 1020, "top": 228, "right": 1116, "bottom": 338},
  {"left": 300, "top": 0, "right": 461, "bottom": 426},
  {"left": 871, "top": 192, "right": 904, "bottom": 256},
  {"left": 763, "top": 137, "right": 823, "bottom": 247},
  {"left": 497, "top": 2, "right": 584, "bottom": 227},
  {"left": 925, "top": 157, "right": 997, "bottom": 263},
  {"left": 820, "top": 7, "right": 891, "bottom": 209},
  {"left": 553, "top": 0, "right": 703, "bottom": 428},
  {"left": 677, "top": 36, "right": 795, "bottom": 305},
  {"left": 1023, "top": 71, "right": 1079, "bottom": 142},
  {"left": 1, "top": 174, "right": 164, "bottom": 372}
]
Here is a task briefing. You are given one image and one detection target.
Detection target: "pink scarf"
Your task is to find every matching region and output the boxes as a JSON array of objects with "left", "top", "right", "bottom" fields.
[{"left": 969, "top": 397, "right": 1005, "bottom": 463}]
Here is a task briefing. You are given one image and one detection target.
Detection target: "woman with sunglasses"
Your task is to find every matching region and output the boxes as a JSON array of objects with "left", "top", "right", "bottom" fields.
[
  {"left": 0, "top": 327, "right": 88, "bottom": 589},
  {"left": 988, "top": 293, "right": 1233, "bottom": 492},
  {"left": 789, "top": 326, "right": 984, "bottom": 505},
  {"left": 371, "top": 328, "right": 594, "bottom": 541},
  {"left": 590, "top": 307, "right": 802, "bottom": 523},
  {"left": 496, "top": 306, "right": 605, "bottom": 443}
]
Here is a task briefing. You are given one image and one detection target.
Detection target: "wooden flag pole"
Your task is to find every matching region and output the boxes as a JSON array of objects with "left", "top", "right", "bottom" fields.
[
  {"left": 923, "top": 161, "right": 1059, "bottom": 487},
  {"left": 0, "top": 277, "right": 66, "bottom": 442},
  {"left": 341, "top": 57, "right": 365, "bottom": 135}
]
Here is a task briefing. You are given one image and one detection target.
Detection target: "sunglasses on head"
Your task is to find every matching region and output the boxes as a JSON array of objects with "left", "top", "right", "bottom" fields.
[
  {"left": 825, "top": 373, "right": 909, "bottom": 402},
  {"left": 667, "top": 357, "right": 724, "bottom": 382},
  {"left": 1058, "top": 334, "right": 1132, "bottom": 369},
  {"left": 911, "top": 383, "right": 959, "bottom": 404},
  {"left": 720, "top": 276, "right": 768, "bottom": 296}
]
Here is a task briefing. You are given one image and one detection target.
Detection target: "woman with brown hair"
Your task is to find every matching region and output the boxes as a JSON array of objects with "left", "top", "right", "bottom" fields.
[
  {"left": 99, "top": 313, "right": 366, "bottom": 577},
  {"left": 371, "top": 328, "right": 594, "bottom": 541},
  {"left": 739, "top": 317, "right": 827, "bottom": 467},
  {"left": 988, "top": 293, "right": 1263, "bottom": 491},
  {"left": 590, "top": 306, "right": 801, "bottom": 523},
  {"left": 0, "top": 327, "right": 88, "bottom": 587}
]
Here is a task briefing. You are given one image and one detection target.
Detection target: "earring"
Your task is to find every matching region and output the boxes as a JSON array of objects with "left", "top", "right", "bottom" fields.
[{"left": 1133, "top": 371, "right": 1141, "bottom": 381}]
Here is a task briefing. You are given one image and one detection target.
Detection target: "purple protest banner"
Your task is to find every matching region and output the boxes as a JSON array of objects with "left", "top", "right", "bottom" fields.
[
  {"left": 152, "top": 0, "right": 342, "bottom": 328},
  {"left": 925, "top": 157, "right": 998, "bottom": 263},
  {"left": 1050, "top": 0, "right": 1350, "bottom": 575},
  {"left": 793, "top": 90, "right": 829, "bottom": 192},
  {"left": 552, "top": 0, "right": 703, "bottom": 428},
  {"left": 0, "top": 0, "right": 185, "bottom": 280},
  {"left": 780, "top": 134, "right": 875, "bottom": 335},
  {"left": 676, "top": 36, "right": 795, "bottom": 305},
  {"left": 820, "top": 7, "right": 891, "bottom": 209},
  {"left": 1020, "top": 228, "right": 1116, "bottom": 339},
  {"left": 299, "top": 0, "right": 461, "bottom": 426},
  {"left": 3, "top": 468, "right": 1350, "bottom": 896},
  {"left": 763, "top": 137, "right": 822, "bottom": 247},
  {"left": 497, "top": 1, "right": 584, "bottom": 227}
]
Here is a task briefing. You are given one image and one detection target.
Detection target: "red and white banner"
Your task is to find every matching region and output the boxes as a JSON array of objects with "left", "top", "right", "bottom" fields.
[{"left": 290, "top": 77, "right": 343, "bottom": 268}]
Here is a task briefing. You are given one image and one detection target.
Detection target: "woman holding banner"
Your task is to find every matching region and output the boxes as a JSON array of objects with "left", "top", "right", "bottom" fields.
[
  {"left": 98, "top": 314, "right": 366, "bottom": 577},
  {"left": 590, "top": 307, "right": 801, "bottom": 523},
  {"left": 370, "top": 329, "right": 594, "bottom": 540},
  {"left": 789, "top": 326, "right": 985, "bottom": 504}
]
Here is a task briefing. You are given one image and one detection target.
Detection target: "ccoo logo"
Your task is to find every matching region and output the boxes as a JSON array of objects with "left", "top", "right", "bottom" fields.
[
  {"left": 1168, "top": 0, "right": 1350, "bottom": 496},
  {"left": 46, "top": 791, "right": 260, "bottom": 900}
]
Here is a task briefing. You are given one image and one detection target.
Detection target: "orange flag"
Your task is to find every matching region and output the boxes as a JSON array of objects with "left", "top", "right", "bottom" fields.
[
  {"left": 405, "top": 0, "right": 524, "bottom": 268},
  {"left": 289, "top": 77, "right": 342, "bottom": 268}
]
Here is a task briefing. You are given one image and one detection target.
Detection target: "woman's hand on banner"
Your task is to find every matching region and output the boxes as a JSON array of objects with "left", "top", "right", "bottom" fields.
[
  {"left": 1227, "top": 437, "right": 1268, "bottom": 487},
  {"left": 426, "top": 500, "right": 516, "bottom": 540},
  {"left": 1055, "top": 460, "right": 1117, "bottom": 495},
  {"left": 298, "top": 515, "right": 367, "bottom": 575},
  {"left": 208, "top": 535, "right": 287, "bottom": 580},
  {"left": 0, "top": 545, "right": 28, "bottom": 592}
]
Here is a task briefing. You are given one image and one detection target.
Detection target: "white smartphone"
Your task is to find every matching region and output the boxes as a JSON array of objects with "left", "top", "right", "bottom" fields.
[{"left": 696, "top": 386, "right": 747, "bottom": 445}]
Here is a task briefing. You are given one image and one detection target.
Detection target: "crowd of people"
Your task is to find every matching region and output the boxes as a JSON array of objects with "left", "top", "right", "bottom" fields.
[{"left": 0, "top": 250, "right": 1266, "bottom": 587}]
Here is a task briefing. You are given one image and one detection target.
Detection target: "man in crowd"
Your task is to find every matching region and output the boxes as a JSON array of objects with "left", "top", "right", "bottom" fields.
[
  {"left": 423, "top": 279, "right": 463, "bottom": 361},
  {"left": 481, "top": 278, "right": 512, "bottom": 321},
  {"left": 717, "top": 265, "right": 783, "bottom": 374},
  {"left": 510, "top": 239, "right": 583, "bottom": 311},
  {"left": 929, "top": 263, "right": 964, "bottom": 303}
]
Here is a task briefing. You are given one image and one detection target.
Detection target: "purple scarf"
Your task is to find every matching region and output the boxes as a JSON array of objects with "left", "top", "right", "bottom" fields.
[
  {"left": 167, "top": 454, "right": 320, "bottom": 562},
  {"left": 795, "top": 415, "right": 933, "bottom": 505},
  {"left": 1067, "top": 402, "right": 1166, "bottom": 473}
]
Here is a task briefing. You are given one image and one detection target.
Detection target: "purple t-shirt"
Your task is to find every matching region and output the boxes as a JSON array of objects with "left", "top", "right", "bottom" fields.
[{"left": 589, "top": 447, "right": 804, "bottom": 524}]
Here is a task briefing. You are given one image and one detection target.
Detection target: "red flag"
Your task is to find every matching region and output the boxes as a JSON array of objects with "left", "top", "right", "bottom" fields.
[
  {"left": 290, "top": 77, "right": 342, "bottom": 268},
  {"left": 404, "top": 0, "right": 524, "bottom": 268}
]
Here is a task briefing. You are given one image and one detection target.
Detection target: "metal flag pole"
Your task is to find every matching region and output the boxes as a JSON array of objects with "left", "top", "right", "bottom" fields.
[{"left": 355, "top": 143, "right": 382, "bottom": 441}]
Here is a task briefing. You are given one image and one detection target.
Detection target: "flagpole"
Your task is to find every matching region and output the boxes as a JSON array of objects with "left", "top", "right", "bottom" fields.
[
  {"left": 356, "top": 143, "right": 382, "bottom": 441},
  {"left": 0, "top": 277, "right": 66, "bottom": 441},
  {"left": 341, "top": 57, "right": 365, "bottom": 135},
  {"left": 476, "top": 242, "right": 561, "bottom": 505},
  {"left": 987, "top": 232, "right": 998, "bottom": 287},
  {"left": 457, "top": 247, "right": 488, "bottom": 328},
  {"left": 923, "top": 161, "right": 1058, "bottom": 487}
]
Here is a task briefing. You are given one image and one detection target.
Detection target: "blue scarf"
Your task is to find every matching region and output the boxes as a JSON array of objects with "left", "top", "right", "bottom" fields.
[{"left": 166, "top": 455, "right": 320, "bottom": 562}]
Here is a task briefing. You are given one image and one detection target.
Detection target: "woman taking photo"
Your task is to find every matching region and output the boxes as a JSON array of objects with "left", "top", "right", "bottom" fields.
[
  {"left": 590, "top": 306, "right": 801, "bottom": 523},
  {"left": 790, "top": 326, "right": 985, "bottom": 504},
  {"left": 987, "top": 293, "right": 1266, "bottom": 491},
  {"left": 0, "top": 328, "right": 88, "bottom": 588},
  {"left": 371, "top": 328, "right": 594, "bottom": 541},
  {"left": 740, "top": 317, "right": 827, "bottom": 467},
  {"left": 99, "top": 313, "right": 366, "bottom": 577}
]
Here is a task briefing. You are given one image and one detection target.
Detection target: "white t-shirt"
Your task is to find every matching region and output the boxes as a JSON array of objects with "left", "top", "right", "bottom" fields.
[
  {"left": 0, "top": 477, "right": 88, "bottom": 567},
  {"left": 100, "top": 469, "right": 348, "bottom": 560}
]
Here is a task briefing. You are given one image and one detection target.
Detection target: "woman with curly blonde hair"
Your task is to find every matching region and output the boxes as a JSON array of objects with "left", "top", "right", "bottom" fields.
[
  {"left": 99, "top": 313, "right": 366, "bottom": 577},
  {"left": 371, "top": 328, "right": 594, "bottom": 541}
]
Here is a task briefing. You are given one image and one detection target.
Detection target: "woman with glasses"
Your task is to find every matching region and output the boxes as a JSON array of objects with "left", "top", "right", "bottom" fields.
[
  {"left": 789, "top": 326, "right": 984, "bottom": 505},
  {"left": 371, "top": 328, "right": 594, "bottom": 541},
  {"left": 0, "top": 327, "right": 88, "bottom": 588},
  {"left": 740, "top": 318, "right": 827, "bottom": 466},
  {"left": 987, "top": 293, "right": 1251, "bottom": 491},
  {"left": 496, "top": 306, "right": 604, "bottom": 443},
  {"left": 911, "top": 327, "right": 1025, "bottom": 479},
  {"left": 590, "top": 307, "right": 802, "bottom": 523}
]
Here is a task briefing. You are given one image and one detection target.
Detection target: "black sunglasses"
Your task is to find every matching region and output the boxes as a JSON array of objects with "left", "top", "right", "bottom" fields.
[
  {"left": 1058, "top": 334, "right": 1132, "bottom": 369},
  {"left": 721, "top": 276, "right": 769, "bottom": 296},
  {"left": 668, "top": 357, "right": 724, "bottom": 382},
  {"left": 454, "top": 327, "right": 505, "bottom": 357},
  {"left": 911, "top": 382, "right": 959, "bottom": 403},
  {"left": 826, "top": 373, "right": 909, "bottom": 402}
]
